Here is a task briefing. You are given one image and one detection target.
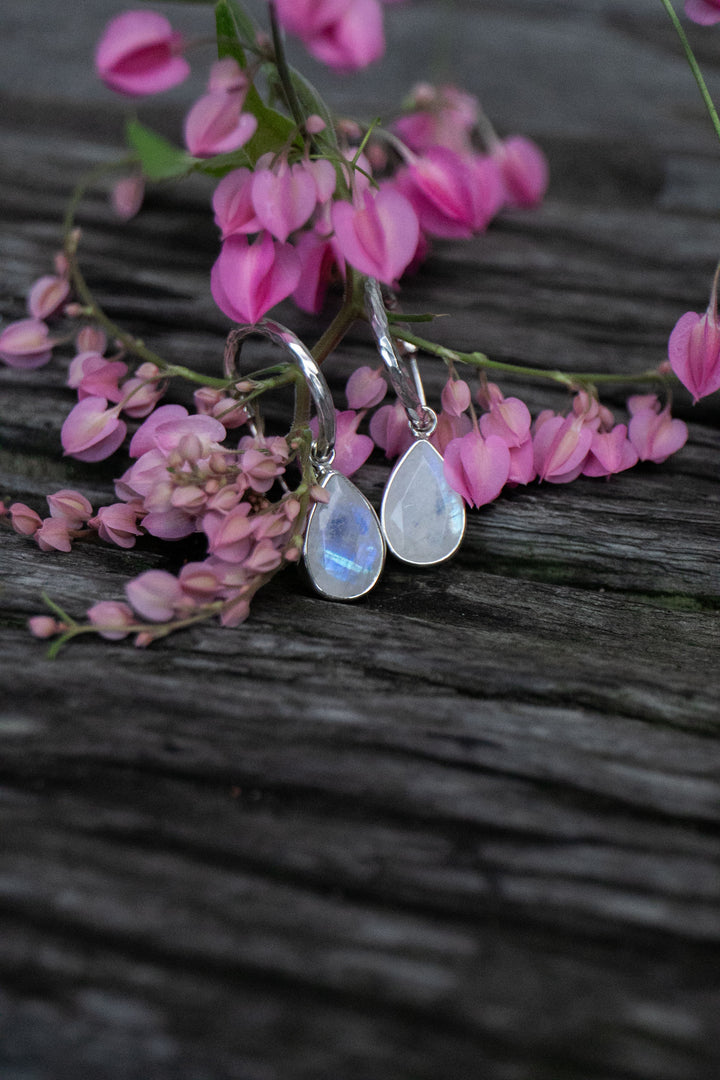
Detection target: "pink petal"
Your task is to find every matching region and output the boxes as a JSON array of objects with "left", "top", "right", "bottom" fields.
[{"left": 251, "top": 164, "right": 318, "bottom": 243}]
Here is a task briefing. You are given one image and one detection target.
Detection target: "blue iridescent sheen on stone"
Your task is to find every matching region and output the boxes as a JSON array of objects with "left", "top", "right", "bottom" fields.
[
  {"left": 381, "top": 439, "right": 465, "bottom": 565},
  {"left": 303, "top": 471, "right": 385, "bottom": 600}
]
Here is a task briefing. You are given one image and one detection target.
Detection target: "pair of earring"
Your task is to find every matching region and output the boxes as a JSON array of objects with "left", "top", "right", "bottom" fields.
[{"left": 224, "top": 278, "right": 466, "bottom": 601}]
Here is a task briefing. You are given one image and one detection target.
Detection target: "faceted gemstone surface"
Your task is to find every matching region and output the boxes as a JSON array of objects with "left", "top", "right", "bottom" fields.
[
  {"left": 303, "top": 471, "right": 385, "bottom": 600},
  {"left": 381, "top": 438, "right": 465, "bottom": 565}
]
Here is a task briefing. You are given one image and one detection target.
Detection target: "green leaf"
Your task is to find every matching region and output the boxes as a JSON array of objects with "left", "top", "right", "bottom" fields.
[
  {"left": 125, "top": 119, "right": 193, "bottom": 181},
  {"left": 287, "top": 66, "right": 338, "bottom": 152},
  {"left": 224, "top": 0, "right": 257, "bottom": 48},
  {"left": 193, "top": 149, "right": 253, "bottom": 177},
  {"left": 215, "top": 0, "right": 247, "bottom": 68}
]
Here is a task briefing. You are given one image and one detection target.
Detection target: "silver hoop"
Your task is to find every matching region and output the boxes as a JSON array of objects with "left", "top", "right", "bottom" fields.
[
  {"left": 364, "top": 278, "right": 437, "bottom": 437},
  {"left": 223, "top": 319, "right": 336, "bottom": 469}
]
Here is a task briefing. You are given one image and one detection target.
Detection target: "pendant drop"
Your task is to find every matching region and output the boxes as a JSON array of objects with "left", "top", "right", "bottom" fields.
[
  {"left": 381, "top": 439, "right": 466, "bottom": 566},
  {"left": 303, "top": 471, "right": 386, "bottom": 600}
]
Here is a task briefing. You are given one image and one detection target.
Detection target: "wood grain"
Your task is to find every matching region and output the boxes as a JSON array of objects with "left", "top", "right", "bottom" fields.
[{"left": 1, "top": 2, "right": 719, "bottom": 1079}]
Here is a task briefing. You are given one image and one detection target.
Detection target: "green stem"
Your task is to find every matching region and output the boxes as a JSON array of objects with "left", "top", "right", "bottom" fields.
[
  {"left": 393, "top": 328, "right": 671, "bottom": 390},
  {"left": 660, "top": 0, "right": 720, "bottom": 145},
  {"left": 268, "top": 1, "right": 305, "bottom": 131}
]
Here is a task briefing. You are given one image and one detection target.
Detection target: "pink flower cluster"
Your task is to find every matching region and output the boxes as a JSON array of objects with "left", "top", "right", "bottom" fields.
[{"left": 371, "top": 377, "right": 688, "bottom": 509}]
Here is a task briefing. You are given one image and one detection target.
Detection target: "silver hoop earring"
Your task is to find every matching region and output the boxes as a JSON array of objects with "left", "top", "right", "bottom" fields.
[
  {"left": 364, "top": 278, "right": 466, "bottom": 566},
  {"left": 224, "top": 320, "right": 385, "bottom": 600}
]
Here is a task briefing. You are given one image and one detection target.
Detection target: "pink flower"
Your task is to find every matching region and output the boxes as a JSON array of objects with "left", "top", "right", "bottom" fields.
[
  {"left": 46, "top": 489, "right": 93, "bottom": 529},
  {"left": 61, "top": 397, "right": 127, "bottom": 462},
  {"left": 67, "top": 352, "right": 128, "bottom": 402},
  {"left": 346, "top": 366, "right": 387, "bottom": 409},
  {"left": 112, "top": 174, "right": 145, "bottom": 220},
  {"left": 212, "top": 168, "right": 261, "bottom": 238},
  {"left": 582, "top": 424, "right": 639, "bottom": 477},
  {"left": 95, "top": 10, "right": 189, "bottom": 97},
  {"left": 27, "top": 274, "right": 70, "bottom": 320},
  {"left": 331, "top": 187, "right": 420, "bottom": 285},
  {"left": 89, "top": 503, "right": 144, "bottom": 548},
  {"left": 429, "top": 410, "right": 473, "bottom": 455},
  {"left": 291, "top": 231, "right": 337, "bottom": 315},
  {"left": 395, "top": 148, "right": 479, "bottom": 239},
  {"left": 119, "top": 362, "right": 166, "bottom": 418},
  {"left": 126, "top": 569, "right": 186, "bottom": 622},
  {"left": 685, "top": 0, "right": 720, "bottom": 24},
  {"left": 75, "top": 326, "right": 107, "bottom": 354},
  {"left": 35, "top": 517, "right": 73, "bottom": 553},
  {"left": 0, "top": 318, "right": 55, "bottom": 369},
  {"left": 492, "top": 136, "right": 549, "bottom": 209},
  {"left": 179, "top": 562, "right": 222, "bottom": 602},
  {"left": 128, "top": 404, "right": 189, "bottom": 458},
  {"left": 211, "top": 232, "right": 301, "bottom": 325},
  {"left": 441, "top": 378, "right": 471, "bottom": 417},
  {"left": 369, "top": 400, "right": 414, "bottom": 459},
  {"left": 274, "top": 0, "right": 385, "bottom": 72},
  {"left": 533, "top": 413, "right": 593, "bottom": 483},
  {"left": 310, "top": 410, "right": 373, "bottom": 477},
  {"left": 668, "top": 270, "right": 720, "bottom": 401},
  {"left": 9, "top": 502, "right": 42, "bottom": 536},
  {"left": 87, "top": 601, "right": 136, "bottom": 640},
  {"left": 628, "top": 400, "right": 688, "bottom": 463},
  {"left": 392, "top": 84, "right": 479, "bottom": 156},
  {"left": 203, "top": 504, "right": 254, "bottom": 563},
  {"left": 444, "top": 430, "right": 511, "bottom": 508},
  {"left": 184, "top": 60, "right": 257, "bottom": 158},
  {"left": 251, "top": 161, "right": 319, "bottom": 243}
]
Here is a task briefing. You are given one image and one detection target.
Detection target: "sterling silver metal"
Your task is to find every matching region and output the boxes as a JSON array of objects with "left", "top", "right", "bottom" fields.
[
  {"left": 364, "top": 278, "right": 466, "bottom": 567},
  {"left": 223, "top": 320, "right": 384, "bottom": 600}
]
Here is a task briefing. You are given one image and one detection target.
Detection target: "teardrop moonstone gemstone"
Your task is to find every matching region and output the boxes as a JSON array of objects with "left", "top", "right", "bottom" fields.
[
  {"left": 381, "top": 439, "right": 465, "bottom": 565},
  {"left": 303, "top": 471, "right": 385, "bottom": 600}
]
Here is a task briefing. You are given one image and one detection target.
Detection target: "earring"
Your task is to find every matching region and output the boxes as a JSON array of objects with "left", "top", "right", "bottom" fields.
[
  {"left": 364, "top": 278, "right": 466, "bottom": 566},
  {"left": 224, "top": 319, "right": 385, "bottom": 600}
]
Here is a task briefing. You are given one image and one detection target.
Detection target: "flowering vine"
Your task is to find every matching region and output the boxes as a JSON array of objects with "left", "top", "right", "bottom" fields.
[{"left": 2, "top": 0, "right": 717, "bottom": 652}]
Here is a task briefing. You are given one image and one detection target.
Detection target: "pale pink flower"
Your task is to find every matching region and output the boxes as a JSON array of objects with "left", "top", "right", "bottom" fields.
[
  {"left": 492, "top": 136, "right": 549, "bottom": 209},
  {"left": 346, "top": 366, "right": 387, "bottom": 409},
  {"left": 331, "top": 187, "right": 420, "bottom": 285},
  {"left": 582, "top": 424, "right": 639, "bottom": 477},
  {"left": 112, "top": 174, "right": 145, "bottom": 220},
  {"left": 75, "top": 326, "right": 107, "bottom": 354},
  {"left": 211, "top": 232, "right": 301, "bottom": 324},
  {"left": 9, "top": 502, "right": 42, "bottom": 536},
  {"left": 119, "top": 362, "right": 165, "bottom": 418},
  {"left": 128, "top": 404, "right": 190, "bottom": 458},
  {"left": 89, "top": 503, "right": 144, "bottom": 548},
  {"left": 251, "top": 161, "right": 319, "bottom": 243},
  {"left": 274, "top": 0, "right": 385, "bottom": 72},
  {"left": 220, "top": 594, "right": 251, "bottom": 627},
  {"left": 46, "top": 489, "right": 93, "bottom": 529},
  {"left": 35, "top": 518, "right": 73, "bottom": 553},
  {"left": 0, "top": 318, "right": 55, "bottom": 369},
  {"left": 126, "top": 569, "right": 186, "bottom": 622},
  {"left": 479, "top": 394, "right": 532, "bottom": 447},
  {"left": 444, "top": 430, "right": 511, "bottom": 508},
  {"left": 27, "top": 274, "right": 70, "bottom": 320},
  {"left": 179, "top": 562, "right": 222, "bottom": 602},
  {"left": 243, "top": 539, "right": 283, "bottom": 574},
  {"left": 67, "top": 352, "right": 128, "bottom": 402},
  {"left": 685, "top": 0, "right": 720, "bottom": 24},
  {"left": 369, "top": 399, "right": 414, "bottom": 459},
  {"left": 203, "top": 504, "right": 254, "bottom": 563},
  {"left": 87, "top": 601, "right": 135, "bottom": 640},
  {"left": 212, "top": 169, "right": 261, "bottom": 238},
  {"left": 95, "top": 10, "right": 189, "bottom": 97},
  {"left": 61, "top": 397, "right": 127, "bottom": 462},
  {"left": 184, "top": 85, "right": 257, "bottom": 158},
  {"left": 668, "top": 270, "right": 720, "bottom": 402},
  {"left": 441, "top": 378, "right": 471, "bottom": 417},
  {"left": 532, "top": 413, "right": 593, "bottom": 483},
  {"left": 239, "top": 437, "right": 289, "bottom": 492},
  {"left": 29, "top": 615, "right": 63, "bottom": 639},
  {"left": 628, "top": 401, "right": 688, "bottom": 464}
]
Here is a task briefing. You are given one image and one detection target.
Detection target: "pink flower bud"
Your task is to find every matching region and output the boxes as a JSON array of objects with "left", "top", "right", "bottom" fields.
[
  {"left": 87, "top": 600, "right": 135, "bottom": 640},
  {"left": 305, "top": 114, "right": 326, "bottom": 135},
  {"left": 35, "top": 518, "right": 73, "bottom": 553},
  {"left": 346, "top": 366, "right": 387, "bottom": 409},
  {"left": 112, "top": 174, "right": 145, "bottom": 220},
  {"left": 126, "top": 569, "right": 185, "bottom": 622},
  {"left": 46, "top": 489, "right": 94, "bottom": 529},
  {"left": 9, "top": 502, "right": 42, "bottom": 536},
  {"left": 95, "top": 10, "right": 190, "bottom": 97},
  {"left": 0, "top": 318, "right": 55, "bottom": 369},
  {"left": 179, "top": 562, "right": 221, "bottom": 601},
  {"left": 29, "top": 615, "right": 63, "bottom": 639},
  {"left": 212, "top": 168, "right": 261, "bottom": 239},
  {"left": 27, "top": 274, "right": 70, "bottom": 320},
  {"left": 75, "top": 326, "right": 107, "bottom": 354},
  {"left": 441, "top": 378, "right": 471, "bottom": 417},
  {"left": 493, "top": 136, "right": 549, "bottom": 209}
]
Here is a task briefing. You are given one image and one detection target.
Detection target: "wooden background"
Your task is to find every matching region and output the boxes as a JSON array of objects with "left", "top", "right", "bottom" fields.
[{"left": 1, "top": 1, "right": 719, "bottom": 1078}]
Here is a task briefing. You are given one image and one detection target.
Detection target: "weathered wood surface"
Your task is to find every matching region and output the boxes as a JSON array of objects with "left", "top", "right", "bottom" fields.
[{"left": 1, "top": 2, "right": 720, "bottom": 1078}]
